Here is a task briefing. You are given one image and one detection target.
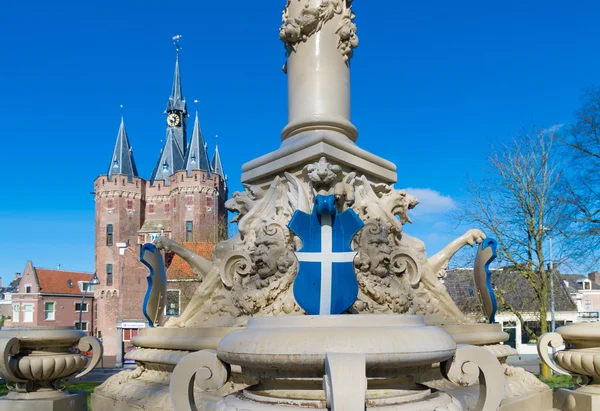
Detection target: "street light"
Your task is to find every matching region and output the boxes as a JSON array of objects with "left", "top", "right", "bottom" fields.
[
  {"left": 542, "top": 227, "right": 556, "bottom": 333},
  {"left": 79, "top": 272, "right": 100, "bottom": 334}
]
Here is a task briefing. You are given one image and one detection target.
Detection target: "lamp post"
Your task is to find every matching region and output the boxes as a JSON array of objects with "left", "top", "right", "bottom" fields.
[
  {"left": 79, "top": 272, "right": 100, "bottom": 334},
  {"left": 543, "top": 227, "right": 556, "bottom": 333}
]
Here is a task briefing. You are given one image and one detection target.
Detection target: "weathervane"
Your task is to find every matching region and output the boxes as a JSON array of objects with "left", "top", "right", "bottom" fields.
[{"left": 173, "top": 34, "right": 183, "bottom": 54}]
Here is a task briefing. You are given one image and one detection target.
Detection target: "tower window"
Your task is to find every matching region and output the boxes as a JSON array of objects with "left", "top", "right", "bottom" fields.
[
  {"left": 106, "top": 224, "right": 113, "bottom": 246},
  {"left": 148, "top": 204, "right": 155, "bottom": 214},
  {"left": 206, "top": 195, "right": 214, "bottom": 209},
  {"left": 126, "top": 200, "right": 133, "bottom": 210},
  {"left": 186, "top": 195, "right": 194, "bottom": 206},
  {"left": 162, "top": 163, "right": 169, "bottom": 172},
  {"left": 113, "top": 160, "right": 119, "bottom": 168},
  {"left": 191, "top": 154, "right": 197, "bottom": 164},
  {"left": 165, "top": 203, "right": 170, "bottom": 213},
  {"left": 173, "top": 198, "right": 177, "bottom": 209},
  {"left": 186, "top": 221, "right": 193, "bottom": 242},
  {"left": 106, "top": 264, "right": 113, "bottom": 286},
  {"left": 106, "top": 199, "right": 114, "bottom": 209}
]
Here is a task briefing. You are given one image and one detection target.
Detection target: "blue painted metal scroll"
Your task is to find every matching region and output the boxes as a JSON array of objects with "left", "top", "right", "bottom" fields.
[
  {"left": 140, "top": 243, "right": 167, "bottom": 327},
  {"left": 473, "top": 238, "right": 498, "bottom": 323}
]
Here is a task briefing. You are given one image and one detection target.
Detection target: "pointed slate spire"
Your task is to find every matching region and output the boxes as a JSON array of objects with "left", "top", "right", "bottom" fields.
[
  {"left": 211, "top": 139, "right": 225, "bottom": 179},
  {"left": 150, "top": 128, "right": 185, "bottom": 186},
  {"left": 108, "top": 116, "right": 139, "bottom": 182},
  {"left": 166, "top": 52, "right": 187, "bottom": 114},
  {"left": 184, "top": 111, "right": 211, "bottom": 175}
]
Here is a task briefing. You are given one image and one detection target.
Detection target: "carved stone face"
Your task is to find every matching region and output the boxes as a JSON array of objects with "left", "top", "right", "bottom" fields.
[
  {"left": 251, "top": 223, "right": 290, "bottom": 279},
  {"left": 356, "top": 222, "right": 392, "bottom": 278},
  {"left": 305, "top": 157, "right": 342, "bottom": 188},
  {"left": 381, "top": 190, "right": 419, "bottom": 225}
]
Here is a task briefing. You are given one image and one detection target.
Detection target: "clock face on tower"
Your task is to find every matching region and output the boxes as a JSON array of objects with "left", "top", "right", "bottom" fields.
[{"left": 167, "top": 113, "right": 181, "bottom": 127}]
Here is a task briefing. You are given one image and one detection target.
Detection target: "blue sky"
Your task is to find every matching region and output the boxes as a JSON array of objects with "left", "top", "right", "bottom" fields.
[{"left": 1, "top": 1, "right": 599, "bottom": 283}]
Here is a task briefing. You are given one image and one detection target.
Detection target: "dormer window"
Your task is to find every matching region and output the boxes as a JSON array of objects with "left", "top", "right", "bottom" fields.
[
  {"left": 113, "top": 160, "right": 119, "bottom": 168},
  {"left": 162, "top": 162, "right": 169, "bottom": 172},
  {"left": 191, "top": 154, "right": 197, "bottom": 164}
]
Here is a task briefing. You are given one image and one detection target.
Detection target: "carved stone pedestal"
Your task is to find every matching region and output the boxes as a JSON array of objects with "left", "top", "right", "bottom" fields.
[
  {"left": 170, "top": 315, "right": 505, "bottom": 411},
  {"left": 539, "top": 323, "right": 600, "bottom": 411},
  {"left": 91, "top": 326, "right": 238, "bottom": 411},
  {"left": 0, "top": 327, "right": 102, "bottom": 411},
  {"left": 0, "top": 391, "right": 87, "bottom": 411},
  {"left": 418, "top": 323, "right": 553, "bottom": 411}
]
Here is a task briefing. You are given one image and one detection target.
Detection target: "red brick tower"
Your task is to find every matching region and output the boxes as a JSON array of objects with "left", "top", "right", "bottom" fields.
[{"left": 93, "top": 44, "right": 228, "bottom": 367}]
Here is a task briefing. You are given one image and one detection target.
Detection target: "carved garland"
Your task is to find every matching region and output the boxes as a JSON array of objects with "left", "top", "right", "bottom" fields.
[{"left": 280, "top": 0, "right": 358, "bottom": 63}]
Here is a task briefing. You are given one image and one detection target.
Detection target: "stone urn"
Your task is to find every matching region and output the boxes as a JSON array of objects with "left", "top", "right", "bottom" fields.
[
  {"left": 170, "top": 315, "right": 505, "bottom": 411},
  {"left": 538, "top": 323, "right": 600, "bottom": 411},
  {"left": 0, "top": 326, "right": 102, "bottom": 411}
]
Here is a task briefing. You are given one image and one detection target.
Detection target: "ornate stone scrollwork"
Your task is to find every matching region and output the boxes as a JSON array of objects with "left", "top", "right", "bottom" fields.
[
  {"left": 536, "top": 332, "right": 571, "bottom": 376},
  {"left": 442, "top": 344, "right": 505, "bottom": 411},
  {"left": 280, "top": 0, "right": 358, "bottom": 62},
  {"left": 74, "top": 336, "right": 104, "bottom": 379},
  {"left": 169, "top": 349, "right": 230, "bottom": 411}
]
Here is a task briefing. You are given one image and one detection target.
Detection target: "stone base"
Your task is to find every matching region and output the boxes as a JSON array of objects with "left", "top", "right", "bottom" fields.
[
  {"left": 241, "top": 131, "right": 397, "bottom": 185},
  {"left": 554, "top": 387, "right": 600, "bottom": 411},
  {"left": 0, "top": 392, "right": 87, "bottom": 411}
]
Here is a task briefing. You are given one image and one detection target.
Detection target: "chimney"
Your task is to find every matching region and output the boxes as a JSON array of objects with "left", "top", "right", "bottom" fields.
[{"left": 588, "top": 272, "right": 600, "bottom": 285}]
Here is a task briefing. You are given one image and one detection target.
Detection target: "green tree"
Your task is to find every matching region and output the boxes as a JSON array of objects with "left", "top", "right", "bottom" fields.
[{"left": 456, "top": 127, "right": 569, "bottom": 379}]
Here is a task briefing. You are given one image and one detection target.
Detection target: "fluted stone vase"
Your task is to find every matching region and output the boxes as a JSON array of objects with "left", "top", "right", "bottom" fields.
[
  {"left": 0, "top": 326, "right": 102, "bottom": 411},
  {"left": 539, "top": 323, "right": 600, "bottom": 411}
]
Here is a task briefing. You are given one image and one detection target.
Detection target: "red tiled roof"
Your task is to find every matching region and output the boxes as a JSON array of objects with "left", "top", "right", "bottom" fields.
[
  {"left": 166, "top": 242, "right": 215, "bottom": 281},
  {"left": 36, "top": 269, "right": 94, "bottom": 295}
]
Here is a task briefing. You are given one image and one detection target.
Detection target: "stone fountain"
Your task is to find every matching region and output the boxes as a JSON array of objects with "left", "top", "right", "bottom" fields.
[{"left": 92, "top": 2, "right": 549, "bottom": 410}]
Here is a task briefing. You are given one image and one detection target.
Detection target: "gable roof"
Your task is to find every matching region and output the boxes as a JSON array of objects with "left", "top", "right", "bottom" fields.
[
  {"left": 166, "top": 242, "right": 215, "bottom": 280},
  {"left": 35, "top": 268, "right": 94, "bottom": 295}
]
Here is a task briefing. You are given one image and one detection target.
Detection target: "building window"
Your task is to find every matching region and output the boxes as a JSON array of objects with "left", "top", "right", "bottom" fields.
[
  {"left": 123, "top": 329, "right": 139, "bottom": 342},
  {"left": 75, "top": 322, "right": 88, "bottom": 332},
  {"left": 173, "top": 198, "right": 177, "bottom": 209},
  {"left": 106, "top": 199, "right": 114, "bottom": 209},
  {"left": 106, "top": 224, "right": 114, "bottom": 246},
  {"left": 165, "top": 290, "right": 181, "bottom": 316},
  {"left": 23, "top": 304, "right": 33, "bottom": 322},
  {"left": 585, "top": 300, "right": 593, "bottom": 311},
  {"left": 139, "top": 234, "right": 145, "bottom": 244},
  {"left": 186, "top": 195, "right": 194, "bottom": 206},
  {"left": 206, "top": 195, "right": 214, "bottom": 210},
  {"left": 164, "top": 203, "right": 170, "bottom": 213},
  {"left": 75, "top": 302, "right": 88, "bottom": 312},
  {"left": 186, "top": 221, "right": 193, "bottom": 242},
  {"left": 126, "top": 199, "right": 134, "bottom": 210},
  {"left": 44, "top": 302, "right": 56, "bottom": 320},
  {"left": 106, "top": 264, "right": 113, "bottom": 286},
  {"left": 25, "top": 284, "right": 32, "bottom": 294},
  {"left": 12, "top": 304, "right": 19, "bottom": 322},
  {"left": 148, "top": 204, "right": 155, "bottom": 214}
]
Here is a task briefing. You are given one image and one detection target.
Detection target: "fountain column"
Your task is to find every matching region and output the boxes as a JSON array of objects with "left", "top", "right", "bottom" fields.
[{"left": 241, "top": 0, "right": 397, "bottom": 185}]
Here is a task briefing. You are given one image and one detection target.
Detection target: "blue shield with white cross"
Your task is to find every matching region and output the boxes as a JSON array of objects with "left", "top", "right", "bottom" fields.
[{"left": 288, "top": 194, "right": 364, "bottom": 315}]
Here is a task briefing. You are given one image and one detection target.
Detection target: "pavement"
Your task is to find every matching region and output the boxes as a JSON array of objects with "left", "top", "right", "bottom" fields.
[
  {"left": 75, "top": 364, "right": 136, "bottom": 382},
  {"left": 506, "top": 354, "right": 542, "bottom": 375}
]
